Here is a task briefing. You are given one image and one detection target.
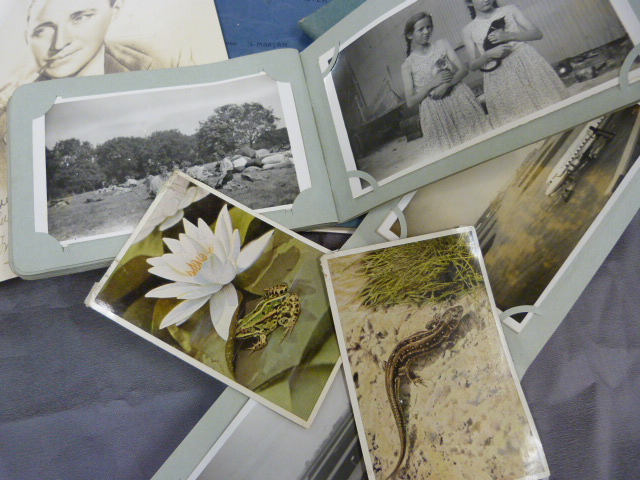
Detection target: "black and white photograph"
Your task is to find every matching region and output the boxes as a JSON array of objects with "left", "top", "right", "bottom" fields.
[
  {"left": 40, "top": 73, "right": 309, "bottom": 244},
  {"left": 324, "top": 0, "right": 639, "bottom": 195},
  {"left": 192, "top": 372, "right": 366, "bottom": 480},
  {"left": 0, "top": 0, "right": 226, "bottom": 277},
  {"left": 377, "top": 103, "right": 640, "bottom": 329}
]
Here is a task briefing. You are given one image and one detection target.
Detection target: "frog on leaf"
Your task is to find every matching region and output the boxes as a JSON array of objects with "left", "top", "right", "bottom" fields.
[{"left": 225, "top": 283, "right": 301, "bottom": 376}]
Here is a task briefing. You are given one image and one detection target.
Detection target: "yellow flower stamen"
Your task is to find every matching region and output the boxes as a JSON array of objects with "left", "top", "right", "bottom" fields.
[{"left": 185, "top": 252, "right": 209, "bottom": 276}]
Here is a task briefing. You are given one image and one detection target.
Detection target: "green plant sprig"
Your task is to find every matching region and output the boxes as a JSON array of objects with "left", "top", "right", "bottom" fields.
[{"left": 356, "top": 234, "right": 484, "bottom": 310}]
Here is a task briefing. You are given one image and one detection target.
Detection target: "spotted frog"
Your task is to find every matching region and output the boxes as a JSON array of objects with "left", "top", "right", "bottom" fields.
[
  {"left": 235, "top": 283, "right": 301, "bottom": 351},
  {"left": 225, "top": 283, "right": 301, "bottom": 376}
]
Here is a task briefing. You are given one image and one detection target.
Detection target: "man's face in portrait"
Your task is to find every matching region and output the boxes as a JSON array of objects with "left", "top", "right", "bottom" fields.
[{"left": 26, "top": 0, "right": 121, "bottom": 79}]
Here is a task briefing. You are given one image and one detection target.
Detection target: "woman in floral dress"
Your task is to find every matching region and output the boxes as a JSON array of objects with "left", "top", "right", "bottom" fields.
[
  {"left": 462, "top": 0, "right": 567, "bottom": 127},
  {"left": 401, "top": 12, "right": 490, "bottom": 155}
]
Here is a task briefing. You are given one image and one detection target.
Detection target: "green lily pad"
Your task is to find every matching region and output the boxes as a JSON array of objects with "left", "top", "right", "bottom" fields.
[
  {"left": 290, "top": 364, "right": 337, "bottom": 421},
  {"left": 234, "top": 230, "right": 303, "bottom": 295},
  {"left": 304, "top": 325, "right": 341, "bottom": 369},
  {"left": 163, "top": 301, "right": 236, "bottom": 378},
  {"left": 251, "top": 333, "right": 339, "bottom": 421},
  {"left": 122, "top": 295, "right": 156, "bottom": 331},
  {"left": 120, "top": 229, "right": 165, "bottom": 265},
  {"left": 152, "top": 298, "right": 179, "bottom": 333},
  {"left": 97, "top": 255, "right": 154, "bottom": 306},
  {"left": 255, "top": 377, "right": 293, "bottom": 413},
  {"left": 234, "top": 245, "right": 338, "bottom": 392}
]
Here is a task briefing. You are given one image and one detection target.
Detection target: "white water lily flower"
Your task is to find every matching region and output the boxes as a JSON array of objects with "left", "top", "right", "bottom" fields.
[
  {"left": 133, "top": 183, "right": 209, "bottom": 243},
  {"left": 145, "top": 205, "right": 274, "bottom": 339}
]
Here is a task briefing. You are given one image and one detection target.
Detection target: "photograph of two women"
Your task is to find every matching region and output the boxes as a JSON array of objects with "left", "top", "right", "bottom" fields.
[{"left": 330, "top": 0, "right": 634, "bottom": 185}]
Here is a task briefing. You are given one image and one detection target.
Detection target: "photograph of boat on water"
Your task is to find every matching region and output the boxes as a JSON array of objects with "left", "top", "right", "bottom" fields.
[
  {"left": 375, "top": 103, "right": 640, "bottom": 327},
  {"left": 321, "top": 228, "right": 549, "bottom": 480}
]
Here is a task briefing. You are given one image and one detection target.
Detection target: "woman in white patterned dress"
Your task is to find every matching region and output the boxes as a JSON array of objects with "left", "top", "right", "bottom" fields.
[
  {"left": 462, "top": 0, "right": 567, "bottom": 127},
  {"left": 401, "top": 12, "right": 490, "bottom": 155}
]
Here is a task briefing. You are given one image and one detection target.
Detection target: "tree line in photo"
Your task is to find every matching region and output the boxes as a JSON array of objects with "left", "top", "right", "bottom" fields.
[{"left": 46, "top": 102, "right": 289, "bottom": 200}]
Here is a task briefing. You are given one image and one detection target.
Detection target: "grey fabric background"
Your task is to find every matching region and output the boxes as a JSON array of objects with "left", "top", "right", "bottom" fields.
[
  {"left": 0, "top": 268, "right": 224, "bottom": 480},
  {"left": 522, "top": 208, "right": 640, "bottom": 479}
]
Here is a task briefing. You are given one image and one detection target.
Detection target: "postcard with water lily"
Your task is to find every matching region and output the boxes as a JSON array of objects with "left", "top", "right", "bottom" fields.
[{"left": 86, "top": 172, "right": 341, "bottom": 427}]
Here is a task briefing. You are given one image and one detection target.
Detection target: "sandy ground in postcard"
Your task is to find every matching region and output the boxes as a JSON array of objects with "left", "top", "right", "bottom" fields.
[{"left": 327, "top": 254, "right": 547, "bottom": 480}]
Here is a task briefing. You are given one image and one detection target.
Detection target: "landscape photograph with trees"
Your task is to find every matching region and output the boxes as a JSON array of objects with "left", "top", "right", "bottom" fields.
[{"left": 43, "top": 75, "right": 302, "bottom": 243}]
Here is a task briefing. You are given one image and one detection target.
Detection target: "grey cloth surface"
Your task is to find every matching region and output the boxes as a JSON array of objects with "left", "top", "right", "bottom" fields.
[
  {"left": 522, "top": 208, "right": 640, "bottom": 479},
  {"left": 0, "top": 268, "right": 224, "bottom": 480}
]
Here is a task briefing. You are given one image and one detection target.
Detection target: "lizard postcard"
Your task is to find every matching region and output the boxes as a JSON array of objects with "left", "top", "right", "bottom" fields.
[
  {"left": 86, "top": 171, "right": 341, "bottom": 427},
  {"left": 321, "top": 227, "right": 549, "bottom": 480}
]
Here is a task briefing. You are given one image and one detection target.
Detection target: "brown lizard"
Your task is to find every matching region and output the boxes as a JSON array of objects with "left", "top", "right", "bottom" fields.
[{"left": 384, "top": 305, "right": 464, "bottom": 479}]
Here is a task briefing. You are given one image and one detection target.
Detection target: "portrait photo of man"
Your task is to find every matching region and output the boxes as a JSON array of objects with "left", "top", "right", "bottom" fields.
[{"left": 26, "top": 0, "right": 148, "bottom": 79}]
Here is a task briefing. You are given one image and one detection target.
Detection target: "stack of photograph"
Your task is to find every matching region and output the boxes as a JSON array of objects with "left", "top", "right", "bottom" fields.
[{"left": 2, "top": 0, "right": 640, "bottom": 479}]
